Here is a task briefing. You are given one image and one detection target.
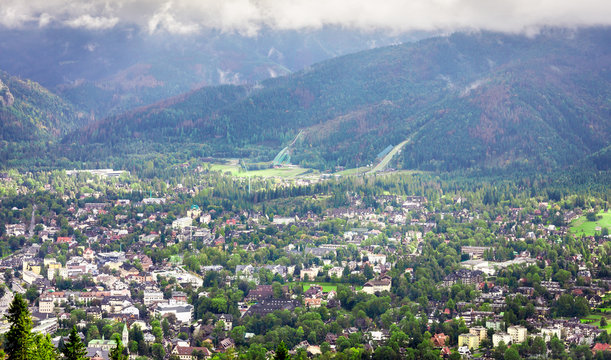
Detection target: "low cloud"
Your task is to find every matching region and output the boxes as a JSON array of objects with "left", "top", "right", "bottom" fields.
[{"left": 0, "top": 0, "right": 609, "bottom": 35}]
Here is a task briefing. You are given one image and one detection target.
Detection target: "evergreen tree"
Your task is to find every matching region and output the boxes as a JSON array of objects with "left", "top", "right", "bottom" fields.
[
  {"left": 5, "top": 293, "right": 33, "bottom": 360},
  {"left": 56, "top": 337, "right": 66, "bottom": 354},
  {"left": 30, "top": 334, "right": 59, "bottom": 360},
  {"left": 274, "top": 341, "right": 289, "bottom": 360},
  {"left": 109, "top": 339, "right": 128, "bottom": 360},
  {"left": 62, "top": 326, "right": 87, "bottom": 360}
]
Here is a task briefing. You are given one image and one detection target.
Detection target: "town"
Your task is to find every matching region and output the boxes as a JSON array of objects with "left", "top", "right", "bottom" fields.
[{"left": 0, "top": 166, "right": 610, "bottom": 360}]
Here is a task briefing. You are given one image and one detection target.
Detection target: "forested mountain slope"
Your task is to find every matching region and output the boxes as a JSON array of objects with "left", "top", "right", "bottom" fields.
[
  {"left": 66, "top": 28, "right": 611, "bottom": 171},
  {"left": 0, "top": 27, "right": 423, "bottom": 119},
  {"left": 0, "top": 71, "right": 85, "bottom": 142}
]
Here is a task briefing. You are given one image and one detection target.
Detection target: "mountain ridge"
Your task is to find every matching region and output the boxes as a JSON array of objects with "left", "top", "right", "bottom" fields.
[
  {"left": 0, "top": 71, "right": 87, "bottom": 142},
  {"left": 63, "top": 28, "right": 610, "bottom": 172}
]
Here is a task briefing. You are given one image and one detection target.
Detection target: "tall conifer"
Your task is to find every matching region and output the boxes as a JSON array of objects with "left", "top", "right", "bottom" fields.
[
  {"left": 31, "top": 334, "right": 59, "bottom": 360},
  {"left": 109, "top": 339, "right": 127, "bottom": 360},
  {"left": 4, "top": 294, "right": 32, "bottom": 360},
  {"left": 62, "top": 326, "right": 87, "bottom": 360}
]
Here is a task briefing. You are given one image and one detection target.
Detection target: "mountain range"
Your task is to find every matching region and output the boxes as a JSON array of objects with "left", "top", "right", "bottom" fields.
[
  {"left": 1, "top": 27, "right": 610, "bottom": 172},
  {"left": 0, "top": 27, "right": 423, "bottom": 119}
]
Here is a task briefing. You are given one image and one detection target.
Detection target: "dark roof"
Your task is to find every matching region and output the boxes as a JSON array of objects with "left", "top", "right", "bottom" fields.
[{"left": 244, "top": 299, "right": 300, "bottom": 317}]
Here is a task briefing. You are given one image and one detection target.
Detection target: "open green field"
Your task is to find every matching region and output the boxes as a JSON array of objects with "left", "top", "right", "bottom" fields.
[
  {"left": 209, "top": 163, "right": 241, "bottom": 175},
  {"left": 580, "top": 314, "right": 611, "bottom": 333},
  {"left": 570, "top": 210, "right": 611, "bottom": 236},
  {"left": 234, "top": 167, "right": 314, "bottom": 178},
  {"left": 206, "top": 160, "right": 315, "bottom": 178},
  {"left": 334, "top": 165, "right": 373, "bottom": 176}
]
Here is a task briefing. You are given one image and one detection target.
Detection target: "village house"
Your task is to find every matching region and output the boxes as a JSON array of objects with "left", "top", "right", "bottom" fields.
[
  {"left": 362, "top": 276, "right": 391, "bottom": 294},
  {"left": 171, "top": 346, "right": 211, "bottom": 360}
]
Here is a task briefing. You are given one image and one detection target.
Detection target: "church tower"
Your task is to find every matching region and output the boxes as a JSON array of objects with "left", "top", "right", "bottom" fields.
[{"left": 122, "top": 323, "right": 129, "bottom": 348}]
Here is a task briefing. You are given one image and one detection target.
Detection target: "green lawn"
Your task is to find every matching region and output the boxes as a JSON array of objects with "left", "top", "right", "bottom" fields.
[
  {"left": 570, "top": 210, "right": 611, "bottom": 236},
  {"left": 334, "top": 166, "right": 373, "bottom": 176},
  {"left": 208, "top": 163, "right": 242, "bottom": 175},
  {"left": 580, "top": 314, "right": 611, "bottom": 333},
  {"left": 206, "top": 161, "right": 314, "bottom": 178},
  {"left": 234, "top": 167, "right": 314, "bottom": 178}
]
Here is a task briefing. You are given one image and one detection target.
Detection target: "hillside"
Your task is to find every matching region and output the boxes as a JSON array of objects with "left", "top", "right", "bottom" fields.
[
  {"left": 65, "top": 28, "right": 611, "bottom": 171},
  {"left": 0, "top": 71, "right": 86, "bottom": 142},
  {"left": 0, "top": 27, "right": 423, "bottom": 119}
]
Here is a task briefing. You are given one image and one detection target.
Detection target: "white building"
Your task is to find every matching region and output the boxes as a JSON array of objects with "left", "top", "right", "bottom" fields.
[
  {"left": 120, "top": 305, "right": 140, "bottom": 317},
  {"left": 143, "top": 290, "right": 164, "bottom": 306},
  {"left": 172, "top": 217, "right": 192, "bottom": 230},
  {"left": 367, "top": 253, "right": 387, "bottom": 265},
  {"left": 493, "top": 333, "right": 513, "bottom": 347},
  {"left": 39, "top": 299, "right": 55, "bottom": 314},
  {"left": 22, "top": 270, "right": 43, "bottom": 285},
  {"left": 32, "top": 318, "right": 58, "bottom": 335},
  {"left": 507, "top": 325, "right": 528, "bottom": 344},
  {"left": 541, "top": 327, "right": 562, "bottom": 342},
  {"left": 486, "top": 320, "right": 503, "bottom": 331},
  {"left": 300, "top": 267, "right": 320, "bottom": 281},
  {"left": 362, "top": 277, "right": 392, "bottom": 294},
  {"left": 273, "top": 217, "right": 295, "bottom": 225},
  {"left": 155, "top": 301, "right": 194, "bottom": 324}
]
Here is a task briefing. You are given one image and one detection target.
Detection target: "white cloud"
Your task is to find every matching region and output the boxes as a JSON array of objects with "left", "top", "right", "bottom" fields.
[
  {"left": 64, "top": 14, "right": 119, "bottom": 30},
  {"left": 0, "top": 0, "right": 609, "bottom": 34},
  {"left": 38, "top": 13, "right": 52, "bottom": 28}
]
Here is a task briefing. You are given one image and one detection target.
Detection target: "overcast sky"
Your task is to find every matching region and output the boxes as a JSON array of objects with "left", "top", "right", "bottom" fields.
[{"left": 1, "top": 0, "right": 610, "bottom": 35}]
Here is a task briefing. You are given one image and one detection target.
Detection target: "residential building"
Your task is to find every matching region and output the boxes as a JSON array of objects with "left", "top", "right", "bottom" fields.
[
  {"left": 304, "top": 298, "right": 322, "bottom": 308},
  {"left": 217, "top": 314, "right": 233, "bottom": 331},
  {"left": 172, "top": 217, "right": 192, "bottom": 230},
  {"left": 143, "top": 290, "right": 164, "bottom": 306},
  {"left": 431, "top": 333, "right": 448, "bottom": 348},
  {"left": 300, "top": 267, "right": 320, "bottom": 281},
  {"left": 88, "top": 339, "right": 119, "bottom": 351},
  {"left": 458, "top": 333, "right": 480, "bottom": 350},
  {"left": 493, "top": 333, "right": 513, "bottom": 347},
  {"left": 39, "top": 299, "right": 55, "bottom": 314},
  {"left": 486, "top": 320, "right": 503, "bottom": 331},
  {"left": 362, "top": 276, "right": 392, "bottom": 294},
  {"left": 507, "top": 325, "right": 528, "bottom": 344},
  {"left": 171, "top": 346, "right": 211, "bottom": 360},
  {"left": 541, "top": 327, "right": 562, "bottom": 341},
  {"left": 469, "top": 326, "right": 487, "bottom": 342}
]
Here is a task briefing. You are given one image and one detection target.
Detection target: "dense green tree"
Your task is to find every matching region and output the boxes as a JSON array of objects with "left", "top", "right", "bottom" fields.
[
  {"left": 550, "top": 336, "right": 566, "bottom": 359},
  {"left": 494, "top": 341, "right": 508, "bottom": 360},
  {"left": 274, "top": 341, "right": 289, "bottom": 360},
  {"left": 109, "top": 339, "right": 128, "bottom": 360},
  {"left": 504, "top": 346, "right": 521, "bottom": 360},
  {"left": 30, "top": 334, "right": 59, "bottom": 360},
  {"left": 62, "top": 326, "right": 87, "bottom": 360},
  {"left": 5, "top": 294, "right": 33, "bottom": 360},
  {"left": 151, "top": 343, "right": 165, "bottom": 360}
]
